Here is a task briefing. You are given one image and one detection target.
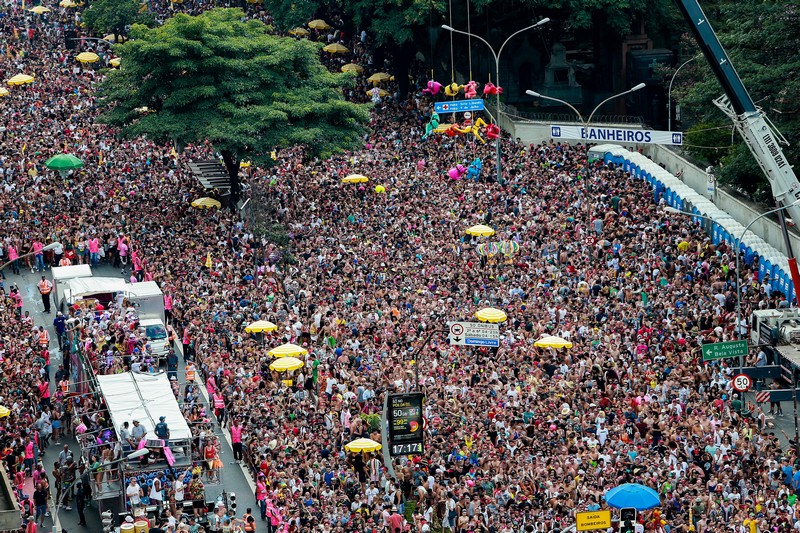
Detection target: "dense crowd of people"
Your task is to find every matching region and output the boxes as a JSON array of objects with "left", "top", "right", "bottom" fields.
[{"left": 0, "top": 1, "right": 797, "bottom": 533}]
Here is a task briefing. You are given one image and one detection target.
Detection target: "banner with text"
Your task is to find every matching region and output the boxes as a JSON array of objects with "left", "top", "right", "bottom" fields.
[{"left": 550, "top": 125, "right": 683, "bottom": 145}]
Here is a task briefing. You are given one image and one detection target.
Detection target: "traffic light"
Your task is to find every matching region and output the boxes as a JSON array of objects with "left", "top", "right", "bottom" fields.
[{"left": 620, "top": 507, "right": 637, "bottom": 533}]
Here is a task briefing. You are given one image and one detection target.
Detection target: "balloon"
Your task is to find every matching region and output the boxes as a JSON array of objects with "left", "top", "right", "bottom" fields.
[
  {"left": 444, "top": 83, "right": 463, "bottom": 97},
  {"left": 422, "top": 80, "right": 442, "bottom": 96},
  {"left": 464, "top": 81, "right": 478, "bottom": 99},
  {"left": 374, "top": 185, "right": 386, "bottom": 193},
  {"left": 485, "top": 123, "right": 500, "bottom": 140},
  {"left": 483, "top": 82, "right": 503, "bottom": 95},
  {"left": 422, "top": 112, "right": 440, "bottom": 140}
]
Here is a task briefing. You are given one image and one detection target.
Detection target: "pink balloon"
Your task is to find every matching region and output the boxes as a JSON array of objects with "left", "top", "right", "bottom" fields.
[
  {"left": 549, "top": 424, "right": 557, "bottom": 431},
  {"left": 447, "top": 167, "right": 461, "bottom": 180}
]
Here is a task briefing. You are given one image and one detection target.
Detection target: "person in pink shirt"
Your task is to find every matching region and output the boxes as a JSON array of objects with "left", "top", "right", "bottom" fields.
[
  {"left": 31, "top": 239, "right": 44, "bottom": 273},
  {"left": 118, "top": 239, "right": 129, "bottom": 274},
  {"left": 164, "top": 292, "right": 173, "bottom": 324},
  {"left": 7, "top": 243, "right": 19, "bottom": 275},
  {"left": 230, "top": 418, "right": 243, "bottom": 464},
  {"left": 88, "top": 236, "right": 100, "bottom": 267}
]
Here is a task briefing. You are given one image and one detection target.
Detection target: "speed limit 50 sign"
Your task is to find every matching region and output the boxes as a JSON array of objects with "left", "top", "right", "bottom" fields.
[{"left": 732, "top": 373, "right": 752, "bottom": 393}]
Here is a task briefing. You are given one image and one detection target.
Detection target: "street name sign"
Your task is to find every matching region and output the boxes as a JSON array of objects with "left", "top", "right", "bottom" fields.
[
  {"left": 550, "top": 124, "right": 683, "bottom": 145},
  {"left": 434, "top": 99, "right": 486, "bottom": 114},
  {"left": 701, "top": 340, "right": 748, "bottom": 361},
  {"left": 448, "top": 321, "right": 500, "bottom": 347}
]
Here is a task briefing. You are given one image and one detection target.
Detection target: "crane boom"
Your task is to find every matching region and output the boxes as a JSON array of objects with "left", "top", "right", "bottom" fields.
[{"left": 676, "top": 0, "right": 800, "bottom": 219}]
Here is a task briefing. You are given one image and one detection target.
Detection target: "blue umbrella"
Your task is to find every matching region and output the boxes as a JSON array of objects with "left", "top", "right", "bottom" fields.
[{"left": 604, "top": 483, "right": 661, "bottom": 510}]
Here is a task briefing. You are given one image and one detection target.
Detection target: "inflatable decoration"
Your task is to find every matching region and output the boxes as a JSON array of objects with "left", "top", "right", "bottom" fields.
[
  {"left": 422, "top": 80, "right": 442, "bottom": 96},
  {"left": 374, "top": 185, "right": 386, "bottom": 193},
  {"left": 464, "top": 81, "right": 478, "bottom": 99},
  {"left": 483, "top": 82, "right": 503, "bottom": 95},
  {"left": 485, "top": 123, "right": 500, "bottom": 140},
  {"left": 447, "top": 164, "right": 467, "bottom": 180},
  {"left": 467, "top": 158, "right": 482, "bottom": 180},
  {"left": 422, "top": 112, "right": 440, "bottom": 140},
  {"left": 444, "top": 83, "right": 463, "bottom": 97}
]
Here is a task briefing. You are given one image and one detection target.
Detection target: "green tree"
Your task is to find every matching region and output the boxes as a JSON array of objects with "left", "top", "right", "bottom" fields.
[
  {"left": 82, "top": 0, "right": 148, "bottom": 40},
  {"left": 672, "top": 2, "right": 800, "bottom": 196},
  {"left": 98, "top": 8, "right": 370, "bottom": 204}
]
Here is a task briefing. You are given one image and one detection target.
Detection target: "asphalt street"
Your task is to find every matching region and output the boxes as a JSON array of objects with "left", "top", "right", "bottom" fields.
[{"left": 11, "top": 261, "right": 255, "bottom": 532}]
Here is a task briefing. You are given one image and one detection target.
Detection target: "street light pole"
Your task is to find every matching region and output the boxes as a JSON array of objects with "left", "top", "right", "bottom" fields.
[
  {"left": 664, "top": 200, "right": 800, "bottom": 368},
  {"left": 52, "top": 448, "right": 149, "bottom": 533},
  {"left": 526, "top": 85, "right": 645, "bottom": 238},
  {"left": 668, "top": 55, "right": 700, "bottom": 131},
  {"left": 441, "top": 18, "right": 550, "bottom": 183}
]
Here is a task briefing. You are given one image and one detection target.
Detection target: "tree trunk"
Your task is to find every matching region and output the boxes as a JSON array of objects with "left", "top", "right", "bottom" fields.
[{"left": 221, "top": 150, "right": 241, "bottom": 207}]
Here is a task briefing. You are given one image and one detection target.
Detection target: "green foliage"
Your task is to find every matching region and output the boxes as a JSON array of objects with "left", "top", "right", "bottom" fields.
[
  {"left": 522, "top": 0, "right": 675, "bottom": 35},
  {"left": 98, "top": 8, "right": 370, "bottom": 199},
  {"left": 262, "top": 0, "right": 317, "bottom": 31},
  {"left": 673, "top": 2, "right": 800, "bottom": 195},
  {"left": 359, "top": 413, "right": 381, "bottom": 432},
  {"left": 82, "top": 0, "right": 148, "bottom": 37},
  {"left": 682, "top": 122, "right": 734, "bottom": 166}
]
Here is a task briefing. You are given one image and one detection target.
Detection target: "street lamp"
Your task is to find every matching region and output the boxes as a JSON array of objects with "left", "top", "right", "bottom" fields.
[
  {"left": 664, "top": 200, "right": 800, "bottom": 347},
  {"left": 441, "top": 18, "right": 550, "bottom": 183},
  {"left": 526, "top": 82, "right": 646, "bottom": 129},
  {"left": 52, "top": 448, "right": 149, "bottom": 533},
  {"left": 668, "top": 55, "right": 701, "bottom": 131}
]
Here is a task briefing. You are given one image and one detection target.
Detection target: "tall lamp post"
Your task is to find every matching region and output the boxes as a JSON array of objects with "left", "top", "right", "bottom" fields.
[
  {"left": 441, "top": 18, "right": 550, "bottom": 183},
  {"left": 526, "top": 85, "right": 645, "bottom": 234},
  {"left": 664, "top": 200, "right": 800, "bottom": 344},
  {"left": 52, "top": 448, "right": 149, "bottom": 533},
  {"left": 668, "top": 55, "right": 700, "bottom": 131}
]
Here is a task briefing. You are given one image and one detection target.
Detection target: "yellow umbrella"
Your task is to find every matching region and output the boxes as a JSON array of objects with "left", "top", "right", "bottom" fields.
[
  {"left": 475, "top": 307, "right": 507, "bottom": 323},
  {"left": 342, "top": 174, "right": 369, "bottom": 184},
  {"left": 76, "top": 52, "right": 100, "bottom": 64},
  {"left": 268, "top": 343, "right": 308, "bottom": 358},
  {"left": 269, "top": 356, "right": 304, "bottom": 372},
  {"left": 0, "top": 406, "right": 9, "bottom": 418},
  {"left": 323, "top": 43, "right": 349, "bottom": 54},
  {"left": 308, "top": 19, "right": 331, "bottom": 30},
  {"left": 244, "top": 320, "right": 278, "bottom": 333},
  {"left": 344, "top": 438, "right": 382, "bottom": 453},
  {"left": 465, "top": 224, "right": 495, "bottom": 237},
  {"left": 109, "top": 57, "right": 121, "bottom": 68},
  {"left": 29, "top": 5, "right": 50, "bottom": 13},
  {"left": 0, "top": 88, "right": 8, "bottom": 97},
  {"left": 341, "top": 63, "right": 363, "bottom": 74},
  {"left": 103, "top": 34, "right": 119, "bottom": 42},
  {"left": 191, "top": 197, "right": 221, "bottom": 209},
  {"left": 367, "top": 72, "right": 391, "bottom": 83},
  {"left": 534, "top": 335, "right": 574, "bottom": 349},
  {"left": 239, "top": 161, "right": 251, "bottom": 168},
  {"left": 288, "top": 27, "right": 309, "bottom": 36},
  {"left": 59, "top": 0, "right": 77, "bottom": 6},
  {"left": 7, "top": 74, "right": 34, "bottom": 86},
  {"left": 366, "top": 88, "right": 389, "bottom": 98}
]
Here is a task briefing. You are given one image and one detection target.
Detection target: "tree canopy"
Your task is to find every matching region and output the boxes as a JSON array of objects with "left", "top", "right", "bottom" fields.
[
  {"left": 82, "top": 0, "right": 150, "bottom": 39},
  {"left": 673, "top": 2, "right": 800, "bottom": 198},
  {"left": 99, "top": 8, "right": 370, "bottom": 202}
]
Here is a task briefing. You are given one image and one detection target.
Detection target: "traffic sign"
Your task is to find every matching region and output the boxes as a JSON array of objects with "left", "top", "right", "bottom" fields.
[
  {"left": 447, "top": 321, "right": 500, "bottom": 347},
  {"left": 434, "top": 99, "right": 486, "bottom": 114},
  {"left": 732, "top": 373, "right": 752, "bottom": 393},
  {"left": 550, "top": 124, "right": 683, "bottom": 145},
  {"left": 701, "top": 340, "right": 749, "bottom": 361},
  {"left": 576, "top": 510, "right": 612, "bottom": 532}
]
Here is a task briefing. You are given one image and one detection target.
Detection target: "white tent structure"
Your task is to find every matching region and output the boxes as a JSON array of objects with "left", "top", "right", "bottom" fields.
[{"left": 96, "top": 372, "right": 191, "bottom": 442}]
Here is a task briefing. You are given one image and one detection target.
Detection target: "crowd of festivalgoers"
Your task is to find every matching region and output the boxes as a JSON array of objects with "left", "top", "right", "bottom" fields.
[{"left": 0, "top": 0, "right": 797, "bottom": 533}]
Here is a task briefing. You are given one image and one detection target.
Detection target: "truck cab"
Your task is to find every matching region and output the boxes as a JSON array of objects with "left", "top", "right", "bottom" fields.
[{"left": 139, "top": 318, "right": 171, "bottom": 363}]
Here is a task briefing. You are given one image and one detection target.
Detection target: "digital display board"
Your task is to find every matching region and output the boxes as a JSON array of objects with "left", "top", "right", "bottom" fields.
[{"left": 387, "top": 393, "right": 424, "bottom": 456}]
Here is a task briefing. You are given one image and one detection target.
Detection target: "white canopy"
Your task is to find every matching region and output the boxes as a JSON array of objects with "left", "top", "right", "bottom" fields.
[
  {"left": 96, "top": 372, "right": 191, "bottom": 442},
  {"left": 65, "top": 276, "right": 129, "bottom": 298}
]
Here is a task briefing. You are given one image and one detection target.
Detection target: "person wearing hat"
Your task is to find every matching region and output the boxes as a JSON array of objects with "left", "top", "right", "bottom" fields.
[
  {"left": 131, "top": 420, "right": 147, "bottom": 444},
  {"left": 155, "top": 416, "right": 170, "bottom": 441},
  {"left": 387, "top": 506, "right": 405, "bottom": 533}
]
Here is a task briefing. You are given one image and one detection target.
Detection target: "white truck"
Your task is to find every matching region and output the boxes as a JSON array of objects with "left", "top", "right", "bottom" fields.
[
  {"left": 52, "top": 264, "right": 93, "bottom": 313},
  {"left": 125, "top": 281, "right": 171, "bottom": 363}
]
